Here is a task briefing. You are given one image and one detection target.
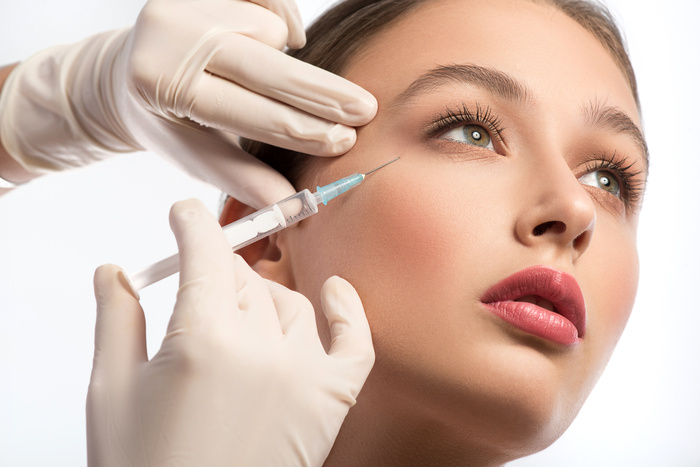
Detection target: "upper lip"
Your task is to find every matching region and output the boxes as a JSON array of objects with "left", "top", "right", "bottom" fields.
[{"left": 480, "top": 266, "right": 586, "bottom": 338}]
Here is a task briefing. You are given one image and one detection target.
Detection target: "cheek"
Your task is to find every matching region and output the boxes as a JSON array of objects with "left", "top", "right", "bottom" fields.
[
  {"left": 579, "top": 219, "right": 639, "bottom": 371},
  {"left": 360, "top": 181, "right": 456, "bottom": 290},
  {"left": 320, "top": 173, "right": 464, "bottom": 304},
  {"left": 286, "top": 161, "right": 485, "bottom": 347}
]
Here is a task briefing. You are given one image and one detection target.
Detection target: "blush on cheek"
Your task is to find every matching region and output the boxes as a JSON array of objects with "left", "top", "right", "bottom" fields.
[
  {"left": 582, "top": 231, "right": 639, "bottom": 355},
  {"left": 600, "top": 261, "right": 638, "bottom": 342},
  {"left": 342, "top": 173, "right": 478, "bottom": 310}
]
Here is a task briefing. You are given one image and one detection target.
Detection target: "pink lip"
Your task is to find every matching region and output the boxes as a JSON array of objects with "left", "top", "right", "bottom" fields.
[{"left": 480, "top": 266, "right": 586, "bottom": 346}]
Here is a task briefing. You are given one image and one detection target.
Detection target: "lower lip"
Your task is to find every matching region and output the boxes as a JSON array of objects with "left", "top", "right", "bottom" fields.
[{"left": 482, "top": 301, "right": 580, "bottom": 346}]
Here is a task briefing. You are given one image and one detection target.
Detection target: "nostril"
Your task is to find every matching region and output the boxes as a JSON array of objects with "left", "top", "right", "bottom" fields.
[
  {"left": 532, "top": 221, "right": 565, "bottom": 237},
  {"left": 573, "top": 230, "right": 590, "bottom": 251}
]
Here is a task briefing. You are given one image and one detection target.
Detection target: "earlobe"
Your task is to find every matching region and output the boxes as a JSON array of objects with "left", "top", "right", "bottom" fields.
[{"left": 219, "top": 197, "right": 296, "bottom": 289}]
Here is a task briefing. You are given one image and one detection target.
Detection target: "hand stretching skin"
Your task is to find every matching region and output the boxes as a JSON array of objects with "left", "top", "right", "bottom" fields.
[
  {"left": 0, "top": 0, "right": 377, "bottom": 206},
  {"left": 87, "top": 199, "right": 375, "bottom": 466}
]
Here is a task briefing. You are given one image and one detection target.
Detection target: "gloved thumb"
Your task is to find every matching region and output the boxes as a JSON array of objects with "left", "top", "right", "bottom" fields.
[
  {"left": 321, "top": 276, "right": 375, "bottom": 372},
  {"left": 251, "top": 0, "right": 307, "bottom": 49},
  {"left": 91, "top": 264, "right": 148, "bottom": 385}
]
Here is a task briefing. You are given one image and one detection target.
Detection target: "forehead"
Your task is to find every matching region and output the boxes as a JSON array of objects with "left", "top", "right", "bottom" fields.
[{"left": 342, "top": 0, "right": 640, "bottom": 126}]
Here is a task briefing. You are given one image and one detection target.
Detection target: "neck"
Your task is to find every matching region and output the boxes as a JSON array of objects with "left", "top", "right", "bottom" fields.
[{"left": 322, "top": 367, "right": 511, "bottom": 467}]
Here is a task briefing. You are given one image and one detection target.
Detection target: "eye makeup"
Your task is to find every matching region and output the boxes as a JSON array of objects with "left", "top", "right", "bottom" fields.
[
  {"left": 426, "top": 102, "right": 505, "bottom": 144},
  {"left": 580, "top": 151, "right": 646, "bottom": 211},
  {"left": 419, "top": 98, "right": 646, "bottom": 211}
]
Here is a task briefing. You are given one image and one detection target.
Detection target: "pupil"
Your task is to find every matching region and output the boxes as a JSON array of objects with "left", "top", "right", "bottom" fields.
[
  {"left": 600, "top": 175, "right": 610, "bottom": 187},
  {"left": 471, "top": 130, "right": 482, "bottom": 141}
]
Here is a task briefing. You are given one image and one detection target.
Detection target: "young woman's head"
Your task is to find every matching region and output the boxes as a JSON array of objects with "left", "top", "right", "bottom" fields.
[{"left": 227, "top": 0, "right": 648, "bottom": 462}]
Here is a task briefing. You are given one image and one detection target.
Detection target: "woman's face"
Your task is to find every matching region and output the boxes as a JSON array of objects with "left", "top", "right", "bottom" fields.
[{"left": 274, "top": 0, "right": 647, "bottom": 457}]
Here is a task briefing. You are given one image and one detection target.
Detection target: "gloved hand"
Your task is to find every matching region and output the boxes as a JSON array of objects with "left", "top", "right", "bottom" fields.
[
  {"left": 87, "top": 199, "right": 375, "bottom": 466},
  {"left": 0, "top": 0, "right": 377, "bottom": 207}
]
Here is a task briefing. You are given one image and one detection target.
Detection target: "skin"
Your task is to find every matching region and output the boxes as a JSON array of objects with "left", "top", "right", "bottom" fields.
[{"left": 244, "top": 0, "right": 648, "bottom": 464}]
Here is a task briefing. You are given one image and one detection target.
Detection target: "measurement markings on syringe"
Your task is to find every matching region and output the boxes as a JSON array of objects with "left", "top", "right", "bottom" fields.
[{"left": 287, "top": 204, "right": 316, "bottom": 223}]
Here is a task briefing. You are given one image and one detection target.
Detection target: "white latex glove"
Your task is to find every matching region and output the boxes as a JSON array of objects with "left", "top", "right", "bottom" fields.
[
  {"left": 87, "top": 199, "right": 375, "bottom": 466},
  {"left": 0, "top": 0, "right": 377, "bottom": 207}
]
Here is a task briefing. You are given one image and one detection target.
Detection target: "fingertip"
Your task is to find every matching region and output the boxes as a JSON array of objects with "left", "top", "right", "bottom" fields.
[
  {"left": 321, "top": 275, "right": 349, "bottom": 297},
  {"left": 92, "top": 263, "right": 148, "bottom": 377},
  {"left": 94, "top": 264, "right": 128, "bottom": 301},
  {"left": 286, "top": 25, "right": 307, "bottom": 50},
  {"left": 247, "top": 0, "right": 305, "bottom": 49},
  {"left": 323, "top": 124, "right": 357, "bottom": 156},
  {"left": 94, "top": 264, "right": 142, "bottom": 314},
  {"left": 342, "top": 91, "right": 378, "bottom": 125},
  {"left": 277, "top": 0, "right": 306, "bottom": 49},
  {"left": 288, "top": 34, "right": 307, "bottom": 50},
  {"left": 321, "top": 275, "right": 365, "bottom": 326},
  {"left": 167, "top": 198, "right": 239, "bottom": 289},
  {"left": 322, "top": 276, "right": 375, "bottom": 371},
  {"left": 93, "top": 263, "right": 115, "bottom": 292},
  {"left": 168, "top": 198, "right": 223, "bottom": 253},
  {"left": 169, "top": 198, "right": 208, "bottom": 229}
]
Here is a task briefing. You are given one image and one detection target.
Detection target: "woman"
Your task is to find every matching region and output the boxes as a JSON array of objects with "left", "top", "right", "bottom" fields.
[
  {"left": 235, "top": 0, "right": 647, "bottom": 463},
  {"left": 93, "top": 0, "right": 650, "bottom": 464}
]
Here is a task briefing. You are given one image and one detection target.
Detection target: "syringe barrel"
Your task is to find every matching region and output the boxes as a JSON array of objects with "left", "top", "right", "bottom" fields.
[
  {"left": 127, "top": 189, "right": 320, "bottom": 293},
  {"left": 223, "top": 189, "right": 319, "bottom": 251}
]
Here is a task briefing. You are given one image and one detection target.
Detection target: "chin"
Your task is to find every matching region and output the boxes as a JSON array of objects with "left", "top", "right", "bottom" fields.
[
  {"left": 490, "top": 385, "right": 581, "bottom": 459},
  {"left": 469, "top": 345, "right": 590, "bottom": 459},
  {"left": 392, "top": 339, "right": 591, "bottom": 460}
]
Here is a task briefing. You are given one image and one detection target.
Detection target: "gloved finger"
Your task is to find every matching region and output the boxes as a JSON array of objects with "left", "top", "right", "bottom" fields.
[
  {"left": 249, "top": 0, "right": 306, "bottom": 49},
  {"left": 227, "top": 255, "right": 283, "bottom": 336},
  {"left": 320, "top": 276, "right": 375, "bottom": 370},
  {"left": 220, "top": 0, "right": 290, "bottom": 50},
  {"left": 168, "top": 200, "right": 282, "bottom": 338},
  {"left": 191, "top": 72, "right": 357, "bottom": 156},
  {"left": 206, "top": 34, "right": 377, "bottom": 128},
  {"left": 265, "top": 279, "right": 318, "bottom": 339},
  {"left": 143, "top": 119, "right": 295, "bottom": 208},
  {"left": 169, "top": 199, "right": 238, "bottom": 326},
  {"left": 202, "top": 147, "right": 297, "bottom": 209},
  {"left": 87, "top": 264, "right": 143, "bottom": 467},
  {"left": 126, "top": 1, "right": 292, "bottom": 115},
  {"left": 90, "top": 264, "right": 147, "bottom": 386}
]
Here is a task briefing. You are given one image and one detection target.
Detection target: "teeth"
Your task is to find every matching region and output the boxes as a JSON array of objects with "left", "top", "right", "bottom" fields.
[{"left": 515, "top": 295, "right": 556, "bottom": 313}]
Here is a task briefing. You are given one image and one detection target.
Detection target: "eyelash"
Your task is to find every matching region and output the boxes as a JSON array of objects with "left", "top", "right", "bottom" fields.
[
  {"left": 427, "top": 103, "right": 645, "bottom": 209},
  {"left": 429, "top": 102, "right": 505, "bottom": 144},
  {"left": 583, "top": 151, "right": 646, "bottom": 209}
]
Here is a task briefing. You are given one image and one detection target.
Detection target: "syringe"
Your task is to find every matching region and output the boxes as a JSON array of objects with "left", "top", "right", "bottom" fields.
[{"left": 128, "top": 157, "right": 399, "bottom": 293}]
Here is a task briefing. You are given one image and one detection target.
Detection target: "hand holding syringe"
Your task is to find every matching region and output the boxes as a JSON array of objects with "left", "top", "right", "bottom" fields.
[{"left": 128, "top": 157, "right": 399, "bottom": 294}]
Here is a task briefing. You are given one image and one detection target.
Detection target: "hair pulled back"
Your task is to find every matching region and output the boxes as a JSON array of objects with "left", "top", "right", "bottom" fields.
[{"left": 243, "top": 0, "right": 638, "bottom": 186}]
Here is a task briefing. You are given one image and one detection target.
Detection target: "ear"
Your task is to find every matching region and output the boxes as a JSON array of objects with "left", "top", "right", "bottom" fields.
[{"left": 219, "top": 197, "right": 296, "bottom": 289}]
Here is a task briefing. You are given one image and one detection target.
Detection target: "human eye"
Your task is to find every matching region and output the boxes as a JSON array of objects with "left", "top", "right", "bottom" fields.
[
  {"left": 429, "top": 102, "right": 504, "bottom": 151},
  {"left": 441, "top": 124, "right": 494, "bottom": 150},
  {"left": 578, "top": 170, "right": 619, "bottom": 196},
  {"left": 578, "top": 152, "right": 646, "bottom": 211}
]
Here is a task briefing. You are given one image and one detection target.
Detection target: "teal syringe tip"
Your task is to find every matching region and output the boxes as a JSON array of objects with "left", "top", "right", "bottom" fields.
[{"left": 317, "top": 173, "right": 364, "bottom": 205}]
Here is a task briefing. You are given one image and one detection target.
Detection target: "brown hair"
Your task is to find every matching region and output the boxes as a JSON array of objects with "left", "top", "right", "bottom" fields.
[{"left": 243, "top": 0, "right": 639, "bottom": 186}]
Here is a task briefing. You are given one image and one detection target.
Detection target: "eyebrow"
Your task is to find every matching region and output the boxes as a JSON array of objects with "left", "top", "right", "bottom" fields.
[
  {"left": 391, "top": 64, "right": 648, "bottom": 169},
  {"left": 391, "top": 64, "right": 531, "bottom": 107},
  {"left": 583, "top": 100, "right": 649, "bottom": 170}
]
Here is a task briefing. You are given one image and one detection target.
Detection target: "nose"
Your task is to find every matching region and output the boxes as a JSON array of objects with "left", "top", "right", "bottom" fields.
[{"left": 514, "top": 158, "right": 597, "bottom": 262}]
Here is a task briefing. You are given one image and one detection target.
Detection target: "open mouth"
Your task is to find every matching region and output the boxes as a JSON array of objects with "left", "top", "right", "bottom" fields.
[
  {"left": 481, "top": 266, "right": 586, "bottom": 346},
  {"left": 514, "top": 295, "right": 557, "bottom": 313}
]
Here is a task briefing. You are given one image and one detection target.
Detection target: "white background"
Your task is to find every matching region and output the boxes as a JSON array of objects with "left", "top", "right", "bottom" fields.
[{"left": 1, "top": 0, "right": 698, "bottom": 465}]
